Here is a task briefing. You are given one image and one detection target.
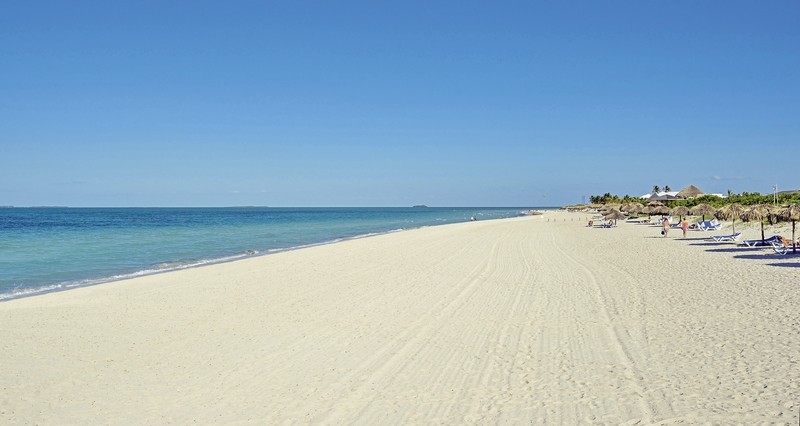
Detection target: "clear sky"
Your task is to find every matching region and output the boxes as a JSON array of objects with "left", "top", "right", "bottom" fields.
[{"left": 1, "top": 1, "right": 798, "bottom": 207}]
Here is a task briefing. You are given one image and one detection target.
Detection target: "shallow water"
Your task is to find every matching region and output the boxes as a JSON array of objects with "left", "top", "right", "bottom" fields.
[{"left": 0, "top": 207, "right": 538, "bottom": 300}]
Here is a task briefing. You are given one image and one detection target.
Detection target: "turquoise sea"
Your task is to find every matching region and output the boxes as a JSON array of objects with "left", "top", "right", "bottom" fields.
[{"left": 0, "top": 207, "right": 540, "bottom": 301}]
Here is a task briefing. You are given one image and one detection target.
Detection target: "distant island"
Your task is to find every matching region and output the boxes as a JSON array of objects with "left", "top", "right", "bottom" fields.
[{"left": 412, "top": 205, "right": 428, "bottom": 208}]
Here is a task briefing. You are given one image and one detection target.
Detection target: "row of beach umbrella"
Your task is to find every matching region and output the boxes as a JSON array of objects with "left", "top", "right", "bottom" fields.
[{"left": 603, "top": 202, "right": 800, "bottom": 252}]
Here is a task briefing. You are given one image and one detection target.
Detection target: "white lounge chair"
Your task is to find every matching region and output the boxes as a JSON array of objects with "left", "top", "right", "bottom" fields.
[
  {"left": 711, "top": 232, "right": 742, "bottom": 242},
  {"left": 770, "top": 238, "right": 799, "bottom": 255},
  {"left": 740, "top": 235, "right": 782, "bottom": 247},
  {"left": 695, "top": 219, "right": 721, "bottom": 231}
]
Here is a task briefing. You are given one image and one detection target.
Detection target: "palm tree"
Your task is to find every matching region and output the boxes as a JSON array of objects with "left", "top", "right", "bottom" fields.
[
  {"left": 664, "top": 185, "right": 671, "bottom": 192},
  {"left": 652, "top": 185, "right": 661, "bottom": 194}
]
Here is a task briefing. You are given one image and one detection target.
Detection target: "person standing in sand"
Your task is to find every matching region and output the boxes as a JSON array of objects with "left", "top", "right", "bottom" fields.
[
  {"left": 662, "top": 217, "right": 670, "bottom": 237},
  {"left": 681, "top": 218, "right": 689, "bottom": 238}
]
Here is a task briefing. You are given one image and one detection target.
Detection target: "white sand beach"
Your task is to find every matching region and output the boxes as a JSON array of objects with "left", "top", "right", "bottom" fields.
[{"left": 2, "top": 211, "right": 799, "bottom": 424}]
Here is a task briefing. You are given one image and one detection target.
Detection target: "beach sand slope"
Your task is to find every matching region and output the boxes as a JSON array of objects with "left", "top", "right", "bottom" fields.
[{"left": 1, "top": 213, "right": 798, "bottom": 424}]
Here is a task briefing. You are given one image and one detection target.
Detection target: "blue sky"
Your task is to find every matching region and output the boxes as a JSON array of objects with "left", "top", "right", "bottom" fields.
[{"left": 1, "top": 1, "right": 798, "bottom": 207}]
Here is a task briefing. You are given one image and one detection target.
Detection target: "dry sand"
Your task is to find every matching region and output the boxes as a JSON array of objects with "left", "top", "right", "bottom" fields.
[{"left": 1, "top": 211, "right": 799, "bottom": 424}]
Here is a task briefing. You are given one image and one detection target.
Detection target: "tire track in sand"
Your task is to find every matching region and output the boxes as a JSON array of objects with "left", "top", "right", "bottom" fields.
[
  {"left": 549, "top": 231, "right": 657, "bottom": 423},
  {"left": 314, "top": 236, "right": 505, "bottom": 423}
]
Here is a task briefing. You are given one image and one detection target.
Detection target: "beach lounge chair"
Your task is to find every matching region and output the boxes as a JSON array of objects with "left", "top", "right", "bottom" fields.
[
  {"left": 695, "top": 219, "right": 721, "bottom": 231},
  {"left": 711, "top": 232, "right": 742, "bottom": 242},
  {"left": 740, "top": 235, "right": 782, "bottom": 247},
  {"left": 651, "top": 216, "right": 673, "bottom": 226},
  {"left": 770, "top": 240, "right": 799, "bottom": 255}
]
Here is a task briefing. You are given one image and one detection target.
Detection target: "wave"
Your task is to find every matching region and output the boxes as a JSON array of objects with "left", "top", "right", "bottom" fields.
[{"left": 0, "top": 250, "right": 260, "bottom": 302}]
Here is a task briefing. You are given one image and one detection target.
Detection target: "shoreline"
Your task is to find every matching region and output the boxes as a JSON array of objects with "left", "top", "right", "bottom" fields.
[
  {"left": 0, "top": 211, "right": 538, "bottom": 302},
  {"left": 1, "top": 210, "right": 797, "bottom": 424}
]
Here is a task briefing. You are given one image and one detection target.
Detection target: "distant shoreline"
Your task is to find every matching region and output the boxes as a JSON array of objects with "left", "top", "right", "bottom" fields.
[{"left": 1, "top": 207, "right": 546, "bottom": 302}]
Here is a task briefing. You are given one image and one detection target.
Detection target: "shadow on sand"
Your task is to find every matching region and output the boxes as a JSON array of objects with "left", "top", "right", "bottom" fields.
[
  {"left": 702, "top": 247, "right": 760, "bottom": 253},
  {"left": 732, "top": 253, "right": 787, "bottom": 261},
  {"left": 655, "top": 230, "right": 800, "bottom": 268},
  {"left": 766, "top": 261, "right": 800, "bottom": 268},
  {"left": 688, "top": 242, "right": 736, "bottom": 247}
]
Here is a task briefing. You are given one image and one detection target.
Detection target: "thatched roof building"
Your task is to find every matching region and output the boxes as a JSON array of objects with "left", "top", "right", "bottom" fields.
[
  {"left": 647, "top": 192, "right": 678, "bottom": 202},
  {"left": 676, "top": 185, "right": 705, "bottom": 199}
]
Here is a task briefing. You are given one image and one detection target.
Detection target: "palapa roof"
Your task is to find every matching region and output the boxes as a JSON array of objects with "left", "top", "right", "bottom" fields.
[
  {"left": 648, "top": 192, "right": 678, "bottom": 202},
  {"left": 676, "top": 185, "right": 705, "bottom": 199},
  {"left": 690, "top": 203, "right": 717, "bottom": 216}
]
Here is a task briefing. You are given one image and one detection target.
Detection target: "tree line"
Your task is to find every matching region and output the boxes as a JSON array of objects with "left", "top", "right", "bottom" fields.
[{"left": 588, "top": 191, "right": 800, "bottom": 207}]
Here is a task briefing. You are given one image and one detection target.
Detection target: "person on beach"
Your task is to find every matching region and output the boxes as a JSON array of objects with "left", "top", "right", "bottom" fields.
[
  {"left": 681, "top": 218, "right": 689, "bottom": 238},
  {"left": 662, "top": 218, "right": 669, "bottom": 237}
]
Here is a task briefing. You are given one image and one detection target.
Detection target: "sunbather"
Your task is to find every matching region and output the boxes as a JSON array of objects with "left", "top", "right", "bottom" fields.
[
  {"left": 740, "top": 235, "right": 783, "bottom": 247},
  {"left": 770, "top": 237, "right": 799, "bottom": 255}
]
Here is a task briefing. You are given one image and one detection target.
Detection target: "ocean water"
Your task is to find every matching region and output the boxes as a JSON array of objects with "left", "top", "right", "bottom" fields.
[{"left": 0, "top": 207, "right": 536, "bottom": 301}]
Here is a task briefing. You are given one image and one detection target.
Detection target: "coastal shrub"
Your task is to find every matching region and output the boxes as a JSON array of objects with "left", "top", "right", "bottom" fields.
[{"left": 588, "top": 190, "right": 800, "bottom": 209}]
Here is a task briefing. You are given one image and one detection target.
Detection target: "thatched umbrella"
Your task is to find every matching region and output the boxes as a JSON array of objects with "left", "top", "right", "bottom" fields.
[
  {"left": 623, "top": 203, "right": 643, "bottom": 220},
  {"left": 742, "top": 204, "right": 772, "bottom": 244},
  {"left": 670, "top": 206, "right": 690, "bottom": 221},
  {"left": 651, "top": 205, "right": 671, "bottom": 216},
  {"left": 714, "top": 203, "right": 745, "bottom": 233},
  {"left": 619, "top": 203, "right": 636, "bottom": 216},
  {"left": 777, "top": 204, "right": 800, "bottom": 253},
  {"left": 599, "top": 206, "right": 615, "bottom": 216},
  {"left": 604, "top": 209, "right": 626, "bottom": 225},
  {"left": 625, "top": 202, "right": 644, "bottom": 215},
  {"left": 691, "top": 203, "right": 717, "bottom": 221}
]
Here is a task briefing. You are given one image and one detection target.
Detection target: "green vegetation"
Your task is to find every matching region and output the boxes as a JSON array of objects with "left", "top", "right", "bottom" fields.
[
  {"left": 587, "top": 193, "right": 644, "bottom": 205},
  {"left": 587, "top": 191, "right": 800, "bottom": 208}
]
